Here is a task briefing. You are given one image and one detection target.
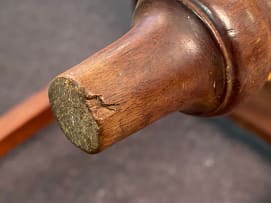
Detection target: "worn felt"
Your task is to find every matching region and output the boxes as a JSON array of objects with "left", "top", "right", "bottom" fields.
[{"left": 49, "top": 77, "right": 100, "bottom": 153}]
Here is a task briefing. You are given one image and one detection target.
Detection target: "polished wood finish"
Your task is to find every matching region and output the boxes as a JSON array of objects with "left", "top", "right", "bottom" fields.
[
  {"left": 49, "top": 0, "right": 225, "bottom": 153},
  {"left": 0, "top": 0, "right": 271, "bottom": 155},
  {"left": 232, "top": 83, "right": 271, "bottom": 144},
  {"left": 49, "top": 0, "right": 271, "bottom": 153},
  {"left": 0, "top": 89, "right": 54, "bottom": 156},
  {"left": 179, "top": 0, "right": 271, "bottom": 113}
]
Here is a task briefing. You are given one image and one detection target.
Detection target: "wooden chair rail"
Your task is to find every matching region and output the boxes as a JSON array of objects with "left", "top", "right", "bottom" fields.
[
  {"left": 49, "top": 0, "right": 271, "bottom": 153},
  {"left": 0, "top": 89, "right": 54, "bottom": 157},
  {"left": 231, "top": 83, "right": 271, "bottom": 144}
]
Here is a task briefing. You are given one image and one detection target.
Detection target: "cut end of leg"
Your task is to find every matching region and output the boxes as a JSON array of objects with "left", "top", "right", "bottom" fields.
[{"left": 48, "top": 77, "right": 100, "bottom": 154}]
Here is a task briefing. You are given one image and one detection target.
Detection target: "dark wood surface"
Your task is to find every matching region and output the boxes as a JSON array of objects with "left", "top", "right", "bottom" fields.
[
  {"left": 49, "top": 0, "right": 226, "bottom": 153},
  {"left": 1, "top": 0, "right": 271, "bottom": 203},
  {"left": 49, "top": 0, "right": 271, "bottom": 153}
]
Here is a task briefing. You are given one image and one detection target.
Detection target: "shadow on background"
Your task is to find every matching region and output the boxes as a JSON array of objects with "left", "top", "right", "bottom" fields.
[{"left": 208, "top": 117, "right": 271, "bottom": 162}]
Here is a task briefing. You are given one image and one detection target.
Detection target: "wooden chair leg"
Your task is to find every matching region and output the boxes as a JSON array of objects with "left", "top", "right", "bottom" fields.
[
  {"left": 49, "top": 0, "right": 271, "bottom": 153},
  {"left": 1, "top": 0, "right": 271, "bottom": 157}
]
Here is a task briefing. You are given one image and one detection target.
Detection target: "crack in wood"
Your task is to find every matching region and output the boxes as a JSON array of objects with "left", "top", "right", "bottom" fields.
[{"left": 85, "top": 95, "right": 120, "bottom": 111}]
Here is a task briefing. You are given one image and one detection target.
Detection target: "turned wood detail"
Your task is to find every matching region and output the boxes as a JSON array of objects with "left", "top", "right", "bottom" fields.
[
  {"left": 179, "top": 0, "right": 271, "bottom": 114},
  {"left": 48, "top": 0, "right": 271, "bottom": 153}
]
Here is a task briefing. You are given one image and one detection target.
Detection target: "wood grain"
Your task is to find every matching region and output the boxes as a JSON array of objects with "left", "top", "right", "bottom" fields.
[
  {"left": 1, "top": 0, "right": 271, "bottom": 157},
  {"left": 2, "top": 84, "right": 271, "bottom": 157},
  {"left": 0, "top": 89, "right": 54, "bottom": 156},
  {"left": 49, "top": 0, "right": 271, "bottom": 153},
  {"left": 49, "top": 0, "right": 226, "bottom": 153}
]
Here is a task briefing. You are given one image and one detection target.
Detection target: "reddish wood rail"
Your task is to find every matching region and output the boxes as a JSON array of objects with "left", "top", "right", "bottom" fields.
[
  {"left": 231, "top": 83, "right": 271, "bottom": 144},
  {"left": 0, "top": 89, "right": 54, "bottom": 156}
]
